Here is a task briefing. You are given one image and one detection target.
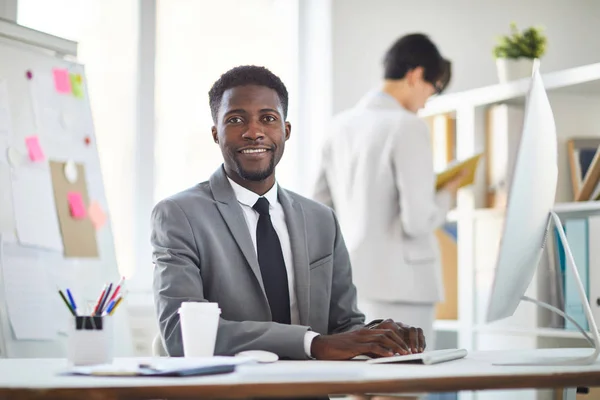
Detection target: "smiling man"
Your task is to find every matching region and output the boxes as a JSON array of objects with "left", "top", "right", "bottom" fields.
[{"left": 151, "top": 65, "right": 425, "bottom": 362}]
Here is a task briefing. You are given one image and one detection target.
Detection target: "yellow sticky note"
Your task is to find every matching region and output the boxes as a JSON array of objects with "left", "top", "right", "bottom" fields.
[
  {"left": 70, "top": 73, "right": 84, "bottom": 99},
  {"left": 88, "top": 201, "right": 107, "bottom": 230}
]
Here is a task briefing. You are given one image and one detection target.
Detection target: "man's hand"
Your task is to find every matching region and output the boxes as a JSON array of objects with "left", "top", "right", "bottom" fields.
[
  {"left": 369, "top": 319, "right": 425, "bottom": 354},
  {"left": 310, "top": 319, "right": 424, "bottom": 360}
]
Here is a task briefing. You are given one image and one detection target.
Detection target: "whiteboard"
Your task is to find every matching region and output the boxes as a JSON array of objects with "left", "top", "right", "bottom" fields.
[{"left": 0, "top": 30, "right": 132, "bottom": 357}]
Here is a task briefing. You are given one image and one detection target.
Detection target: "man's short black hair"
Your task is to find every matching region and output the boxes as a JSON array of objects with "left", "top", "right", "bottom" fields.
[
  {"left": 383, "top": 33, "right": 451, "bottom": 93},
  {"left": 208, "top": 65, "right": 289, "bottom": 123}
]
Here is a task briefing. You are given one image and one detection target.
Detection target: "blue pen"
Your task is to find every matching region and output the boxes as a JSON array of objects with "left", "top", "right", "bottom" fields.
[
  {"left": 103, "top": 299, "right": 117, "bottom": 316},
  {"left": 66, "top": 289, "right": 78, "bottom": 316}
]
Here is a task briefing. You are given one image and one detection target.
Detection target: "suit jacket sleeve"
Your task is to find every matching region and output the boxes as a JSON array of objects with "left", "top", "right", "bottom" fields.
[
  {"left": 327, "top": 209, "right": 366, "bottom": 334},
  {"left": 152, "top": 199, "right": 311, "bottom": 359},
  {"left": 392, "top": 118, "right": 452, "bottom": 238}
]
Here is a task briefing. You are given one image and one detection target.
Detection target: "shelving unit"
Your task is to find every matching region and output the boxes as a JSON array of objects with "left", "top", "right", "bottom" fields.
[
  {"left": 473, "top": 325, "right": 593, "bottom": 340},
  {"left": 422, "top": 62, "right": 600, "bottom": 400}
]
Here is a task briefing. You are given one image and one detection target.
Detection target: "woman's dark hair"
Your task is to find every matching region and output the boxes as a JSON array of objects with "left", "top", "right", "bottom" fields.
[{"left": 383, "top": 33, "right": 451, "bottom": 94}]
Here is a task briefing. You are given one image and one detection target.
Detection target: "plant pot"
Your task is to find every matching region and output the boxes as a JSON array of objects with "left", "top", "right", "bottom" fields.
[{"left": 496, "top": 58, "right": 538, "bottom": 83}]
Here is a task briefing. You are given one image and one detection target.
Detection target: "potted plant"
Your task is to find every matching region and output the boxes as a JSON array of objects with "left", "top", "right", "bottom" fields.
[{"left": 493, "top": 22, "right": 547, "bottom": 83}]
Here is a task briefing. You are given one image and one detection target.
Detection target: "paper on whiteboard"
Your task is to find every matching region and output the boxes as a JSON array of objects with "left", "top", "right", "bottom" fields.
[
  {"left": 0, "top": 79, "right": 12, "bottom": 137},
  {"left": 11, "top": 165, "right": 63, "bottom": 252},
  {"left": 29, "top": 70, "right": 65, "bottom": 137},
  {"left": 0, "top": 242, "right": 59, "bottom": 340},
  {"left": 0, "top": 164, "right": 15, "bottom": 236}
]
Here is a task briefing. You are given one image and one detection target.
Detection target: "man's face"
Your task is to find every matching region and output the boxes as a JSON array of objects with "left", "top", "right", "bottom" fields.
[{"left": 212, "top": 85, "right": 291, "bottom": 182}]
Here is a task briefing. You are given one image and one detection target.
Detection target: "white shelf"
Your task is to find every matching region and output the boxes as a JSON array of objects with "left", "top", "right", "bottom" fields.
[
  {"left": 445, "top": 201, "right": 600, "bottom": 223},
  {"left": 420, "top": 62, "right": 600, "bottom": 117},
  {"left": 553, "top": 201, "right": 600, "bottom": 216},
  {"left": 474, "top": 325, "right": 592, "bottom": 340}
]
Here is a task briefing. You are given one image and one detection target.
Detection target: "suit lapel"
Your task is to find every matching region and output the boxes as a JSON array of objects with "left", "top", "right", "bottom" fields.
[
  {"left": 209, "top": 167, "right": 266, "bottom": 295},
  {"left": 278, "top": 188, "right": 310, "bottom": 326}
]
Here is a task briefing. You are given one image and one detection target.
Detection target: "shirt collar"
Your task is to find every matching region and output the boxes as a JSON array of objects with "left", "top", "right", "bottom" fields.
[{"left": 227, "top": 176, "right": 279, "bottom": 209}]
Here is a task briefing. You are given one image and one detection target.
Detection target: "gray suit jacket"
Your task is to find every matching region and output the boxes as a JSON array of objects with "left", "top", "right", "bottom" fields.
[{"left": 152, "top": 166, "right": 365, "bottom": 359}]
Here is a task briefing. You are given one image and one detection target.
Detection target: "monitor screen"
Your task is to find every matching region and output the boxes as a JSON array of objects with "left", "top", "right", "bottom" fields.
[{"left": 486, "top": 69, "right": 558, "bottom": 323}]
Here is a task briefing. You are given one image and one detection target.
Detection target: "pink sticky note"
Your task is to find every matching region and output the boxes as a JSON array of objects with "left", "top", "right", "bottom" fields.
[
  {"left": 88, "top": 201, "right": 107, "bottom": 230},
  {"left": 53, "top": 68, "right": 72, "bottom": 94},
  {"left": 67, "top": 192, "right": 87, "bottom": 219},
  {"left": 25, "top": 136, "right": 45, "bottom": 162}
]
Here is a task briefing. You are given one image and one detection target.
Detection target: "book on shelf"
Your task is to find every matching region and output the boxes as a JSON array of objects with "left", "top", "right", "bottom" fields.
[{"left": 567, "top": 138, "right": 600, "bottom": 201}]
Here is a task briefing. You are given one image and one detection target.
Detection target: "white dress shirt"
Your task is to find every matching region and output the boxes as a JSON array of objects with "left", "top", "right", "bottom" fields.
[{"left": 227, "top": 177, "right": 319, "bottom": 357}]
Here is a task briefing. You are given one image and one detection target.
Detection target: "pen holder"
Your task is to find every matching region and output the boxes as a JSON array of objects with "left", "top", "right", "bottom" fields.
[{"left": 67, "top": 316, "right": 113, "bottom": 366}]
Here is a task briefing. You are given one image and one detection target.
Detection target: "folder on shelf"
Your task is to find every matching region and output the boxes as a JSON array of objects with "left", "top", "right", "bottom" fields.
[{"left": 436, "top": 153, "right": 483, "bottom": 191}]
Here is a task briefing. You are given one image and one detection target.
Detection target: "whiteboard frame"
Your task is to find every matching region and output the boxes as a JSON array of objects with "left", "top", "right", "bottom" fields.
[{"left": 0, "top": 17, "right": 77, "bottom": 58}]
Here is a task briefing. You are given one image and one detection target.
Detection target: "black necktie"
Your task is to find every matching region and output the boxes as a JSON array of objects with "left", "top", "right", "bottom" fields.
[{"left": 253, "top": 197, "right": 291, "bottom": 324}]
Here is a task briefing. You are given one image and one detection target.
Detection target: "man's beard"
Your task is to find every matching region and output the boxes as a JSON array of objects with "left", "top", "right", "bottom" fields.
[{"left": 234, "top": 154, "right": 276, "bottom": 182}]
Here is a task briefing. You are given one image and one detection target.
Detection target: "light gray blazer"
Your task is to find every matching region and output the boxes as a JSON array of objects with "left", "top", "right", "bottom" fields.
[
  {"left": 313, "top": 90, "right": 452, "bottom": 304},
  {"left": 152, "top": 166, "right": 365, "bottom": 359}
]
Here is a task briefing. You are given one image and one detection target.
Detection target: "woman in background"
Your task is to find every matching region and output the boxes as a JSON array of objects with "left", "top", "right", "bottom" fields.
[{"left": 313, "top": 33, "right": 465, "bottom": 352}]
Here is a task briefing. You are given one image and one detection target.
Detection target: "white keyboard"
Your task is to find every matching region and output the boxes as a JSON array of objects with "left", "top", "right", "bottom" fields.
[{"left": 360, "top": 348, "right": 468, "bottom": 365}]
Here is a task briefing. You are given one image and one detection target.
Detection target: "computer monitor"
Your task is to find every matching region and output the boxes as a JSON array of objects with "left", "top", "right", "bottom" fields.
[{"left": 485, "top": 67, "right": 600, "bottom": 365}]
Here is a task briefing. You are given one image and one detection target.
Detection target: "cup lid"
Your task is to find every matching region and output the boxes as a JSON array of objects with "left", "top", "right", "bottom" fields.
[{"left": 178, "top": 302, "right": 221, "bottom": 313}]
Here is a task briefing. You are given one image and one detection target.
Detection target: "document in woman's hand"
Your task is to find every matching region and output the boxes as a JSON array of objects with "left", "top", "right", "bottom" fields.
[{"left": 435, "top": 153, "right": 483, "bottom": 191}]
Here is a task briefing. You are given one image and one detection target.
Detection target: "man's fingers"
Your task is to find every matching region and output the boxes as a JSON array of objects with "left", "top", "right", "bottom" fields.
[
  {"left": 365, "top": 342, "right": 394, "bottom": 358},
  {"left": 373, "top": 322, "right": 412, "bottom": 353},
  {"left": 418, "top": 328, "right": 426, "bottom": 352},
  {"left": 366, "top": 329, "right": 410, "bottom": 355},
  {"left": 407, "top": 327, "right": 419, "bottom": 354}
]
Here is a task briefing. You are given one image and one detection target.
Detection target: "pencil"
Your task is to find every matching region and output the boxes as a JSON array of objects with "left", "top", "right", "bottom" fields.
[
  {"left": 92, "top": 284, "right": 107, "bottom": 316},
  {"left": 58, "top": 290, "right": 76, "bottom": 316},
  {"left": 96, "top": 283, "right": 112, "bottom": 316},
  {"left": 108, "top": 276, "right": 125, "bottom": 304}
]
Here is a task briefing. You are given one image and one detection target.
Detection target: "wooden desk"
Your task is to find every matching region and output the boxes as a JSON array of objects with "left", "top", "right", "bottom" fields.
[{"left": 1, "top": 349, "right": 600, "bottom": 400}]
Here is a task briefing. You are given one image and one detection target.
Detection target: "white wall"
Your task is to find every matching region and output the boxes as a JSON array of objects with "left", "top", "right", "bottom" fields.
[{"left": 331, "top": 0, "right": 600, "bottom": 114}]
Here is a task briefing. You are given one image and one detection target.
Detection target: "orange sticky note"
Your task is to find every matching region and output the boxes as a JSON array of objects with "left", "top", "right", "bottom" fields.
[
  {"left": 67, "top": 192, "right": 86, "bottom": 219},
  {"left": 53, "top": 68, "right": 72, "bottom": 94},
  {"left": 88, "top": 201, "right": 106, "bottom": 230},
  {"left": 25, "top": 136, "right": 45, "bottom": 162}
]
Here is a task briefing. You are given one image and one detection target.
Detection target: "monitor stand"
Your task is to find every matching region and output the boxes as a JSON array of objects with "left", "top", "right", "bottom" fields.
[{"left": 492, "top": 211, "right": 600, "bottom": 366}]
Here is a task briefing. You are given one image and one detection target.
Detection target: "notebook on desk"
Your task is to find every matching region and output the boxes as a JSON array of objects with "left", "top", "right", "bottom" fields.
[{"left": 357, "top": 348, "right": 468, "bottom": 365}]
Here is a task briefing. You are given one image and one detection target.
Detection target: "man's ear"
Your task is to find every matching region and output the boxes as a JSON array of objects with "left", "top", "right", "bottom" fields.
[
  {"left": 406, "top": 66, "right": 424, "bottom": 86},
  {"left": 284, "top": 121, "right": 291, "bottom": 141},
  {"left": 211, "top": 126, "right": 218, "bottom": 143}
]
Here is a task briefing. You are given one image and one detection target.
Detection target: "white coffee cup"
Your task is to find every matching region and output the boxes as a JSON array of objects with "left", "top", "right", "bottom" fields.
[{"left": 178, "top": 302, "right": 221, "bottom": 357}]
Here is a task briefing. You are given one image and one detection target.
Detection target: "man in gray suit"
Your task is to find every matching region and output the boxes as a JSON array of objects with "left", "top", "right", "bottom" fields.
[{"left": 152, "top": 65, "right": 424, "bottom": 361}]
